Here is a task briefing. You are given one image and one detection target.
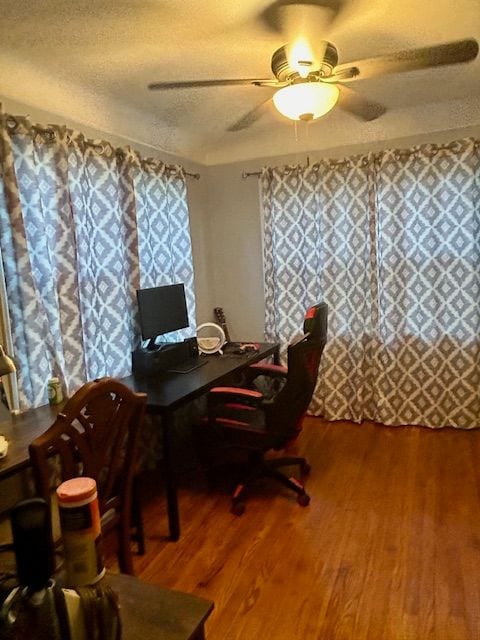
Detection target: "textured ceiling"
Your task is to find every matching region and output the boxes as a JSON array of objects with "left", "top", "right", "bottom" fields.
[{"left": 1, "top": 0, "right": 479, "bottom": 165}]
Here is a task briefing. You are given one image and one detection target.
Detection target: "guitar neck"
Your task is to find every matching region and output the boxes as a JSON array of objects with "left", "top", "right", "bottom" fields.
[
  {"left": 220, "top": 322, "right": 231, "bottom": 343},
  {"left": 214, "top": 308, "right": 231, "bottom": 343}
]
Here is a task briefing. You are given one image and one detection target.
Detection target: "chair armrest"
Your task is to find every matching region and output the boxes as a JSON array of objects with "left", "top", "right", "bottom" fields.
[
  {"left": 209, "top": 386, "right": 263, "bottom": 407},
  {"left": 248, "top": 363, "right": 288, "bottom": 378},
  {"left": 210, "top": 386, "right": 263, "bottom": 399}
]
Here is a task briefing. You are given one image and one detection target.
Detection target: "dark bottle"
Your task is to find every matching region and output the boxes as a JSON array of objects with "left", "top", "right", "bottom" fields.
[
  {"left": 0, "top": 498, "right": 69, "bottom": 640},
  {"left": 11, "top": 498, "right": 55, "bottom": 591}
]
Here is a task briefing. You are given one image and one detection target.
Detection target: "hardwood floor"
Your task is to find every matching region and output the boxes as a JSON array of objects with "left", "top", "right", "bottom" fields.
[{"left": 109, "top": 418, "right": 480, "bottom": 639}]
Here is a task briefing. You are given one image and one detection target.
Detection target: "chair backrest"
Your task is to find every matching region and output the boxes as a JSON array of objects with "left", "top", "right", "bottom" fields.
[
  {"left": 303, "top": 302, "right": 328, "bottom": 339},
  {"left": 266, "top": 303, "right": 328, "bottom": 448},
  {"left": 29, "top": 377, "right": 147, "bottom": 527}
]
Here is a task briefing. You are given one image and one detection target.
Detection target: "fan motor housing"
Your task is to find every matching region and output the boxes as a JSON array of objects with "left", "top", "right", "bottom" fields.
[{"left": 271, "top": 41, "right": 338, "bottom": 82}]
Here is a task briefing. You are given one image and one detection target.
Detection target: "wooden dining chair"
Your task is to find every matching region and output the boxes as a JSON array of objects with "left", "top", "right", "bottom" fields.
[{"left": 29, "top": 377, "right": 147, "bottom": 575}]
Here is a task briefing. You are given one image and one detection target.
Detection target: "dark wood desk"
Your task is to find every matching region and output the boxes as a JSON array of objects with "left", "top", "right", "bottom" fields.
[
  {"left": 122, "top": 343, "right": 279, "bottom": 540},
  {"left": 109, "top": 573, "right": 214, "bottom": 640},
  {"left": 0, "top": 344, "right": 279, "bottom": 540}
]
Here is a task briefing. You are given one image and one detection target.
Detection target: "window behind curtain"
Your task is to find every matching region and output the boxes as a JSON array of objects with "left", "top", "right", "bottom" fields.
[
  {"left": 261, "top": 139, "right": 480, "bottom": 429},
  {"left": 0, "top": 113, "right": 196, "bottom": 410},
  {"left": 132, "top": 157, "right": 197, "bottom": 341}
]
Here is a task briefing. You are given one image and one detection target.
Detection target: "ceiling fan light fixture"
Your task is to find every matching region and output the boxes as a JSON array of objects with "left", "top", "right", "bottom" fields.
[{"left": 273, "top": 82, "right": 339, "bottom": 121}]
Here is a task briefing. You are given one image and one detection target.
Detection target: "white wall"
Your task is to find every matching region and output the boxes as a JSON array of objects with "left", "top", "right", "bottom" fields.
[{"left": 200, "top": 164, "right": 266, "bottom": 340}]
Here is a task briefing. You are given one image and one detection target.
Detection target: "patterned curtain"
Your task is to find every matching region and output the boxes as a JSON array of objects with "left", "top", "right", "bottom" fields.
[
  {"left": 0, "top": 110, "right": 195, "bottom": 410},
  {"left": 373, "top": 140, "right": 480, "bottom": 428},
  {"left": 130, "top": 154, "right": 196, "bottom": 339},
  {"left": 261, "top": 138, "right": 480, "bottom": 429}
]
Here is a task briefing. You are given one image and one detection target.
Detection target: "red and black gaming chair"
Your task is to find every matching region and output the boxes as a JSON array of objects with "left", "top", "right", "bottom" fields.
[{"left": 207, "top": 302, "right": 328, "bottom": 515}]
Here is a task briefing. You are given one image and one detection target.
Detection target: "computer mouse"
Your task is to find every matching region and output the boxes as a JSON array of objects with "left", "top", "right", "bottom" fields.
[{"left": 238, "top": 343, "right": 259, "bottom": 354}]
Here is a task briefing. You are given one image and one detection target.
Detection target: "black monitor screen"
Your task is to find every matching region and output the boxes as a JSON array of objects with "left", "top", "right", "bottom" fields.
[{"left": 137, "top": 283, "right": 189, "bottom": 341}]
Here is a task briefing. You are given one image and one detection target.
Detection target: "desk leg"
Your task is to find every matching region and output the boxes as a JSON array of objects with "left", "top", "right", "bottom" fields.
[
  {"left": 273, "top": 344, "right": 281, "bottom": 365},
  {"left": 162, "top": 410, "right": 180, "bottom": 541}
]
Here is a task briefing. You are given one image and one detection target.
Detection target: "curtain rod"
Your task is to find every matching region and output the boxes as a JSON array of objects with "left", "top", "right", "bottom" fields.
[
  {"left": 5, "top": 115, "right": 201, "bottom": 179},
  {"left": 242, "top": 170, "right": 262, "bottom": 179},
  {"left": 242, "top": 140, "right": 480, "bottom": 177},
  {"left": 242, "top": 156, "right": 311, "bottom": 179}
]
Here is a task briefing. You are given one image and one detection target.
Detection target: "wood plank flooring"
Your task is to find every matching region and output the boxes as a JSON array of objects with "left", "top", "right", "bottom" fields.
[{"left": 108, "top": 418, "right": 480, "bottom": 639}]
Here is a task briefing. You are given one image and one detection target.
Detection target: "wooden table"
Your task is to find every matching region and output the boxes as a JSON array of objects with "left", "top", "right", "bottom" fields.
[
  {"left": 0, "top": 568, "right": 213, "bottom": 639},
  {"left": 0, "top": 403, "right": 62, "bottom": 480},
  {"left": 109, "top": 573, "right": 214, "bottom": 640}
]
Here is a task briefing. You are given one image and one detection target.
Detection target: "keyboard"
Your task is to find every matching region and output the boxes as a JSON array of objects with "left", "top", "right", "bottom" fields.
[{"left": 167, "top": 358, "right": 207, "bottom": 374}]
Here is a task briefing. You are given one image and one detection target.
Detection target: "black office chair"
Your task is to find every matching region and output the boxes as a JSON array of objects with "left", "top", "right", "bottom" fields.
[{"left": 207, "top": 303, "right": 328, "bottom": 515}]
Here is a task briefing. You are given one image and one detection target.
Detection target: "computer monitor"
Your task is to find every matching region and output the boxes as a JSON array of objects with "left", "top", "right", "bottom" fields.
[{"left": 136, "top": 283, "right": 189, "bottom": 350}]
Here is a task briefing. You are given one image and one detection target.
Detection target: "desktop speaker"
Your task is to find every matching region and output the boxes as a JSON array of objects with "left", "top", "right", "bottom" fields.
[
  {"left": 132, "top": 341, "right": 190, "bottom": 375},
  {"left": 184, "top": 337, "right": 199, "bottom": 359}
]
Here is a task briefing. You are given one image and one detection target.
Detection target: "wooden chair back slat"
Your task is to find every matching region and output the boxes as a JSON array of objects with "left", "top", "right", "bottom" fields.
[{"left": 29, "top": 377, "right": 147, "bottom": 575}]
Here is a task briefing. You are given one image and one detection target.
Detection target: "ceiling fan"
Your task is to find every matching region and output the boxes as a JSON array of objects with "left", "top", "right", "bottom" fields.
[{"left": 147, "top": 3, "right": 479, "bottom": 132}]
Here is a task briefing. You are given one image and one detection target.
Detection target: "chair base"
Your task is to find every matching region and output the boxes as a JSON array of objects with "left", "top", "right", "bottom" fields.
[{"left": 230, "top": 452, "right": 311, "bottom": 515}]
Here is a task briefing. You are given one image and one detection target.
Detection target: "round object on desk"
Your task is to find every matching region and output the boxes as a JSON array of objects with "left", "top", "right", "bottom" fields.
[
  {"left": 0, "top": 434, "right": 8, "bottom": 459},
  {"left": 196, "top": 323, "right": 226, "bottom": 355}
]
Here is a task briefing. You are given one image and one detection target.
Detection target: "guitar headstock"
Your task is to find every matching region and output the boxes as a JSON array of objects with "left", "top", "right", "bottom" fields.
[{"left": 214, "top": 307, "right": 226, "bottom": 325}]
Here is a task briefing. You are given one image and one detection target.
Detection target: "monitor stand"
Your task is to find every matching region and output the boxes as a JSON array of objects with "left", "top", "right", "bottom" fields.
[{"left": 145, "top": 338, "right": 163, "bottom": 352}]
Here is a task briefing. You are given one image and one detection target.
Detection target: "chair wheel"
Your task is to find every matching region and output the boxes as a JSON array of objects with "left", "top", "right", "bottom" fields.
[
  {"left": 297, "top": 492, "right": 310, "bottom": 507},
  {"left": 300, "top": 461, "right": 311, "bottom": 475},
  {"left": 231, "top": 501, "right": 245, "bottom": 516}
]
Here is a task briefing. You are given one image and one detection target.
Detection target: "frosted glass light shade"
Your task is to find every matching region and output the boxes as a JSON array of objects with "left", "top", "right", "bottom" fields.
[{"left": 273, "top": 82, "right": 339, "bottom": 121}]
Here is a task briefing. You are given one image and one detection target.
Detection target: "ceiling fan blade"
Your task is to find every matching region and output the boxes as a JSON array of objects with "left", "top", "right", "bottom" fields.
[
  {"left": 334, "top": 38, "right": 479, "bottom": 82},
  {"left": 321, "top": 66, "right": 359, "bottom": 82},
  {"left": 227, "top": 98, "right": 273, "bottom": 132},
  {"left": 148, "top": 78, "right": 273, "bottom": 91},
  {"left": 254, "top": 80, "right": 289, "bottom": 88},
  {"left": 259, "top": 0, "right": 344, "bottom": 33},
  {"left": 336, "top": 85, "right": 386, "bottom": 121}
]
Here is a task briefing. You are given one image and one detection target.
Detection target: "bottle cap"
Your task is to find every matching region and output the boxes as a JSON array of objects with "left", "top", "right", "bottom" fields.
[
  {"left": 49, "top": 377, "right": 59, "bottom": 383},
  {"left": 57, "top": 477, "right": 97, "bottom": 503}
]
